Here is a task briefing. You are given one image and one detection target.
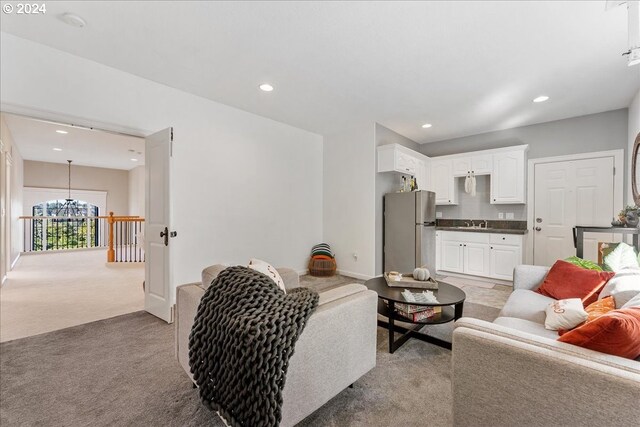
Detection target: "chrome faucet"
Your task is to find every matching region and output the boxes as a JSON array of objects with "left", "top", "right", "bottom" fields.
[{"left": 464, "top": 221, "right": 470, "bottom": 227}]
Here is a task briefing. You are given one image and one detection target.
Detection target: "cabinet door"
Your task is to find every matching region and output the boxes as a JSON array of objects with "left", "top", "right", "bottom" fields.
[
  {"left": 491, "top": 151, "right": 525, "bottom": 203},
  {"left": 463, "top": 243, "right": 490, "bottom": 277},
  {"left": 452, "top": 157, "right": 471, "bottom": 177},
  {"left": 396, "top": 151, "right": 416, "bottom": 175},
  {"left": 415, "top": 158, "right": 428, "bottom": 191},
  {"left": 472, "top": 154, "right": 493, "bottom": 175},
  {"left": 441, "top": 240, "right": 464, "bottom": 273},
  {"left": 490, "top": 244, "right": 521, "bottom": 281},
  {"left": 432, "top": 160, "right": 455, "bottom": 204}
]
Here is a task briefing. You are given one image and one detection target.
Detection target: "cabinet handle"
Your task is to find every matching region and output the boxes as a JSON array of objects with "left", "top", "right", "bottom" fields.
[
  {"left": 502, "top": 237, "right": 505, "bottom": 240},
  {"left": 493, "top": 198, "right": 496, "bottom": 201}
]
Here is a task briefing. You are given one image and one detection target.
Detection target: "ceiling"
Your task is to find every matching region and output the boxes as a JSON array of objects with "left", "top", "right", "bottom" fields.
[
  {"left": 1, "top": 1, "right": 638, "bottom": 144},
  {"left": 3, "top": 114, "right": 145, "bottom": 170}
]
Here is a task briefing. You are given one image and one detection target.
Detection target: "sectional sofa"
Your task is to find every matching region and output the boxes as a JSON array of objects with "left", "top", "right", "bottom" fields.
[{"left": 451, "top": 264, "right": 640, "bottom": 427}]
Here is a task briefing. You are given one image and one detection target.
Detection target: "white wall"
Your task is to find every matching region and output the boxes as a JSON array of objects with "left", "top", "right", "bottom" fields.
[
  {"left": 629, "top": 89, "right": 640, "bottom": 205},
  {"left": 128, "top": 165, "right": 145, "bottom": 217},
  {"left": 323, "top": 123, "right": 376, "bottom": 279},
  {"left": 0, "top": 113, "right": 24, "bottom": 274},
  {"left": 1, "top": 34, "right": 323, "bottom": 303}
]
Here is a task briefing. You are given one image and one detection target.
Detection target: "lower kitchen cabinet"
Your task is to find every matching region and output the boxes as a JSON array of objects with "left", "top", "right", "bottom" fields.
[
  {"left": 437, "top": 231, "right": 523, "bottom": 281},
  {"left": 463, "top": 242, "right": 491, "bottom": 277},
  {"left": 489, "top": 244, "right": 521, "bottom": 281}
]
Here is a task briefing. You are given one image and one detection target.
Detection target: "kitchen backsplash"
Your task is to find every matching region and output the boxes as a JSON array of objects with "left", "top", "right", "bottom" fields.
[{"left": 435, "top": 175, "right": 527, "bottom": 220}]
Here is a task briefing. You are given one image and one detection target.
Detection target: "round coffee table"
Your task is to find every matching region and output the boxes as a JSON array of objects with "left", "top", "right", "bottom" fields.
[{"left": 365, "top": 276, "right": 466, "bottom": 353}]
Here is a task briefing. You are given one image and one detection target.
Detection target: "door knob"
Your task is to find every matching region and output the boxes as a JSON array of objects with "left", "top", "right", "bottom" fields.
[
  {"left": 536, "top": 218, "right": 543, "bottom": 223},
  {"left": 535, "top": 227, "right": 542, "bottom": 231},
  {"left": 160, "top": 227, "right": 169, "bottom": 246}
]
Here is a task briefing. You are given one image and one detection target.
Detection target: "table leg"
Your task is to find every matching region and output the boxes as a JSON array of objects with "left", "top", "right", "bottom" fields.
[
  {"left": 388, "top": 301, "right": 395, "bottom": 354},
  {"left": 454, "top": 302, "right": 464, "bottom": 320}
]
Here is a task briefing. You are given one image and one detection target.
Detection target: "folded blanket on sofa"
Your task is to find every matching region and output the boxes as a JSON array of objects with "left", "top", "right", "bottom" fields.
[{"left": 188, "top": 266, "right": 319, "bottom": 427}]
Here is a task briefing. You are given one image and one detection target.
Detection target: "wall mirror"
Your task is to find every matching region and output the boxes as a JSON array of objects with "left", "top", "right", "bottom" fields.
[{"left": 633, "top": 132, "right": 640, "bottom": 206}]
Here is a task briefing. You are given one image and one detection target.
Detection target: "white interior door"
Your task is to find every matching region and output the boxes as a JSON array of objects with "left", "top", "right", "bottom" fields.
[
  {"left": 145, "top": 128, "right": 173, "bottom": 322},
  {"left": 533, "top": 157, "right": 614, "bottom": 266}
]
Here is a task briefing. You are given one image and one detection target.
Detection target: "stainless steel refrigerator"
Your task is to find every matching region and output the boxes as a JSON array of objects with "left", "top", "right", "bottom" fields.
[{"left": 383, "top": 190, "right": 436, "bottom": 274}]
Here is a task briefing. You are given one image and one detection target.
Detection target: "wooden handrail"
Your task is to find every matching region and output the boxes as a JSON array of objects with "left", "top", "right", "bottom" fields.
[{"left": 107, "top": 212, "right": 145, "bottom": 262}]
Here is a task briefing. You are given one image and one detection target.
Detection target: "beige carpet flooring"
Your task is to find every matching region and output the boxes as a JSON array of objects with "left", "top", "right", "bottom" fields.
[{"left": 0, "top": 250, "right": 144, "bottom": 343}]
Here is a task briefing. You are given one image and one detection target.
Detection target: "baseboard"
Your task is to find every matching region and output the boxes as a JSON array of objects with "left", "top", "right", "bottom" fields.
[
  {"left": 296, "top": 269, "right": 309, "bottom": 276},
  {"left": 1, "top": 275, "right": 6, "bottom": 286},
  {"left": 436, "top": 270, "right": 513, "bottom": 286},
  {"left": 336, "top": 269, "right": 374, "bottom": 281},
  {"left": 10, "top": 253, "right": 20, "bottom": 270}
]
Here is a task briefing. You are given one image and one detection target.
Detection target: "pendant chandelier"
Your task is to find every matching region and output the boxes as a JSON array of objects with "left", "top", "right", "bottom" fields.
[{"left": 54, "top": 160, "right": 81, "bottom": 217}]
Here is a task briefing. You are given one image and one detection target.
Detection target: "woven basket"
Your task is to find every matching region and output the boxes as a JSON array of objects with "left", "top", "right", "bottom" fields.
[{"left": 308, "top": 257, "right": 337, "bottom": 277}]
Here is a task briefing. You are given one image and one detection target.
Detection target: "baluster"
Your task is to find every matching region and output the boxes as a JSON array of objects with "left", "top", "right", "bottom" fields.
[{"left": 107, "top": 212, "right": 115, "bottom": 262}]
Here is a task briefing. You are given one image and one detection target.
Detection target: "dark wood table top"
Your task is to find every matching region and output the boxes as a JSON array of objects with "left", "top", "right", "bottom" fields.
[{"left": 364, "top": 276, "right": 466, "bottom": 307}]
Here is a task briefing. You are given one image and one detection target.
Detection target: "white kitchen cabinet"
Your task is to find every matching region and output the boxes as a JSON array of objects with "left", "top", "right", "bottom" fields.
[
  {"left": 431, "top": 159, "right": 457, "bottom": 205},
  {"left": 441, "top": 240, "right": 464, "bottom": 273},
  {"left": 491, "top": 150, "right": 525, "bottom": 203},
  {"left": 452, "top": 154, "right": 493, "bottom": 177},
  {"left": 463, "top": 242, "right": 491, "bottom": 277},
  {"left": 438, "top": 231, "right": 523, "bottom": 281},
  {"left": 452, "top": 157, "right": 472, "bottom": 177},
  {"left": 472, "top": 154, "right": 493, "bottom": 175},
  {"left": 377, "top": 144, "right": 431, "bottom": 190},
  {"left": 490, "top": 244, "right": 521, "bottom": 281}
]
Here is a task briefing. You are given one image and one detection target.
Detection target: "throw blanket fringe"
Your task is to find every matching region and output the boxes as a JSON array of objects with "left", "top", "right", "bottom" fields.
[{"left": 189, "top": 266, "right": 319, "bottom": 427}]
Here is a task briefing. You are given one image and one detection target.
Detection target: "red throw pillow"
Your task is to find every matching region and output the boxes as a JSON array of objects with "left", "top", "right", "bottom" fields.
[
  {"left": 558, "top": 296, "right": 616, "bottom": 336},
  {"left": 558, "top": 307, "right": 640, "bottom": 359},
  {"left": 535, "top": 260, "right": 614, "bottom": 306}
]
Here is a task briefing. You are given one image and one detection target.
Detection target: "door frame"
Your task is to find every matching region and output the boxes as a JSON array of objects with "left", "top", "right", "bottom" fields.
[{"left": 525, "top": 149, "right": 624, "bottom": 264}]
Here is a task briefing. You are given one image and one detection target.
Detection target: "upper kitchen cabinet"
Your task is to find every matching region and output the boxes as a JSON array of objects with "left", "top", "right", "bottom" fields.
[
  {"left": 452, "top": 154, "right": 493, "bottom": 177},
  {"left": 431, "top": 159, "right": 457, "bottom": 205},
  {"left": 491, "top": 149, "right": 526, "bottom": 204},
  {"left": 377, "top": 144, "right": 431, "bottom": 191}
]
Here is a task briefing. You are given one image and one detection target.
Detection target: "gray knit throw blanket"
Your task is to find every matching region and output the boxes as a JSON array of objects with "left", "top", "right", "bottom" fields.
[{"left": 188, "top": 266, "right": 319, "bottom": 427}]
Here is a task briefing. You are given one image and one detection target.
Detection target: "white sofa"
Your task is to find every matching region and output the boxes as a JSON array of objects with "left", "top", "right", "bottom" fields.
[{"left": 452, "top": 265, "right": 640, "bottom": 427}]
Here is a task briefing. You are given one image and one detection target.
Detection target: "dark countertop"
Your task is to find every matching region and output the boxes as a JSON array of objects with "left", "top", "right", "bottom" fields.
[
  {"left": 436, "top": 226, "right": 528, "bottom": 235},
  {"left": 435, "top": 219, "right": 528, "bottom": 235}
]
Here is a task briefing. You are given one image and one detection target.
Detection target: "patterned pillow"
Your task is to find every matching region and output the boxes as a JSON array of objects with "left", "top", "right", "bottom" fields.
[
  {"left": 311, "top": 243, "right": 334, "bottom": 258},
  {"left": 603, "top": 242, "right": 639, "bottom": 272},
  {"left": 248, "top": 259, "right": 286, "bottom": 294}
]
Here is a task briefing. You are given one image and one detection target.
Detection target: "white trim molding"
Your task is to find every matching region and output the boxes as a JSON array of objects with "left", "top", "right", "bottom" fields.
[{"left": 525, "top": 149, "right": 624, "bottom": 264}]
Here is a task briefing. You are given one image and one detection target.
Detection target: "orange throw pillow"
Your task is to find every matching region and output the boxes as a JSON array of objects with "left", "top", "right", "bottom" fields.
[
  {"left": 558, "top": 296, "right": 616, "bottom": 336},
  {"left": 558, "top": 307, "right": 640, "bottom": 359},
  {"left": 535, "top": 260, "right": 614, "bottom": 306}
]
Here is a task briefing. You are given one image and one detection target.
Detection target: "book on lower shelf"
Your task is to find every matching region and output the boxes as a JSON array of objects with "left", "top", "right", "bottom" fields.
[
  {"left": 394, "top": 302, "right": 443, "bottom": 314},
  {"left": 395, "top": 307, "right": 441, "bottom": 322}
]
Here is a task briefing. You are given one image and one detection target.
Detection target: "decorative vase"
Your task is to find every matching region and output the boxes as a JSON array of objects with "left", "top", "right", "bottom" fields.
[{"left": 625, "top": 210, "right": 640, "bottom": 228}]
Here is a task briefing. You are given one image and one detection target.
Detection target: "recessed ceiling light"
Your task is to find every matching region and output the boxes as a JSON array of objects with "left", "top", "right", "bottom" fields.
[
  {"left": 533, "top": 95, "right": 549, "bottom": 103},
  {"left": 421, "top": 123, "right": 432, "bottom": 128},
  {"left": 53, "top": 148, "right": 63, "bottom": 151},
  {"left": 259, "top": 83, "right": 274, "bottom": 92},
  {"left": 59, "top": 13, "right": 86, "bottom": 28},
  {"left": 130, "top": 158, "right": 139, "bottom": 162},
  {"left": 56, "top": 130, "right": 68, "bottom": 134}
]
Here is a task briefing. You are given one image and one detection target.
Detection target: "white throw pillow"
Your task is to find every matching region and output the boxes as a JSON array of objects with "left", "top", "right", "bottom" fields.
[
  {"left": 248, "top": 259, "right": 286, "bottom": 294},
  {"left": 622, "top": 292, "right": 640, "bottom": 309},
  {"left": 544, "top": 298, "right": 588, "bottom": 331},
  {"left": 603, "top": 242, "right": 639, "bottom": 272},
  {"left": 599, "top": 268, "right": 640, "bottom": 308}
]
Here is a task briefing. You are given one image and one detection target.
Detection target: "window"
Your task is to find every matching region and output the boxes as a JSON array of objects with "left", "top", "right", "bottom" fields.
[{"left": 31, "top": 200, "right": 101, "bottom": 251}]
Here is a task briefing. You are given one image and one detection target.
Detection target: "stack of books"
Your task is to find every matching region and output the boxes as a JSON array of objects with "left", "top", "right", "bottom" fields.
[{"left": 394, "top": 303, "right": 442, "bottom": 322}]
